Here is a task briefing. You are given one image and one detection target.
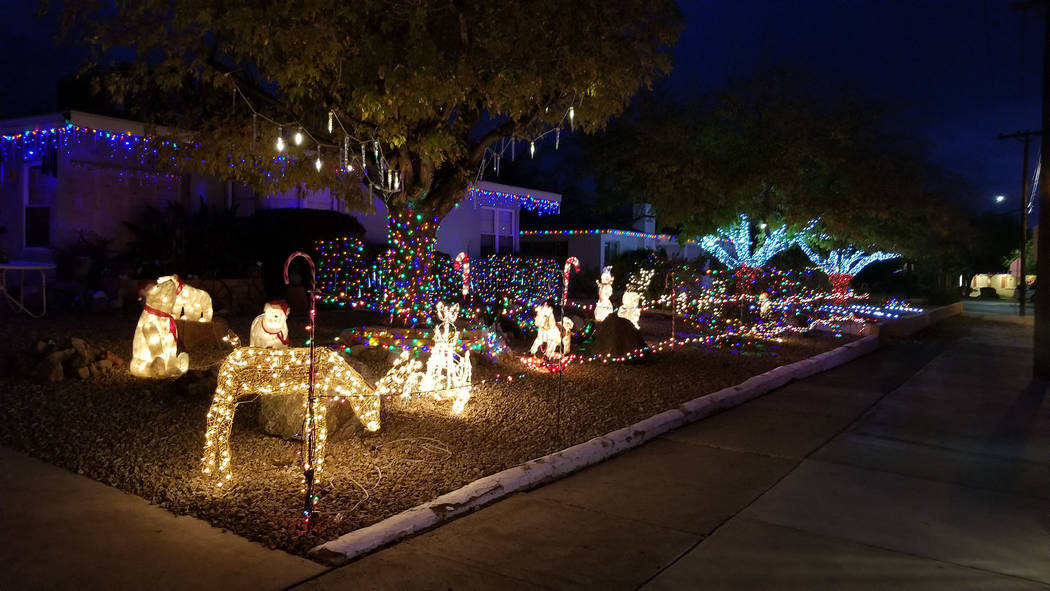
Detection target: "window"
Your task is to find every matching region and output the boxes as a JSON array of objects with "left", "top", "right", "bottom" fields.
[
  {"left": 603, "top": 240, "right": 619, "bottom": 266},
  {"left": 480, "top": 206, "right": 516, "bottom": 256},
  {"left": 25, "top": 164, "right": 56, "bottom": 248}
]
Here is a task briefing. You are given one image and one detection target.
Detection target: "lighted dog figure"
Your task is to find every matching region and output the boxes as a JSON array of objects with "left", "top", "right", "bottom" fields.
[
  {"left": 158, "top": 275, "right": 213, "bottom": 322},
  {"left": 595, "top": 266, "right": 615, "bottom": 322},
  {"left": 250, "top": 301, "right": 290, "bottom": 348},
  {"left": 130, "top": 279, "right": 190, "bottom": 378},
  {"left": 618, "top": 291, "right": 641, "bottom": 329},
  {"left": 530, "top": 304, "right": 574, "bottom": 358},
  {"left": 201, "top": 347, "right": 383, "bottom": 486},
  {"left": 419, "top": 302, "right": 472, "bottom": 414}
]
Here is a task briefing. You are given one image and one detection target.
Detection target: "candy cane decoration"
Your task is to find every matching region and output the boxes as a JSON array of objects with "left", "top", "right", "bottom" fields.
[
  {"left": 562, "top": 256, "right": 581, "bottom": 306},
  {"left": 454, "top": 252, "right": 470, "bottom": 297}
]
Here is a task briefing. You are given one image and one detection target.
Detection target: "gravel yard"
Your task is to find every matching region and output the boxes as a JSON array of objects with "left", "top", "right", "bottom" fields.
[{"left": 0, "top": 308, "right": 852, "bottom": 556}]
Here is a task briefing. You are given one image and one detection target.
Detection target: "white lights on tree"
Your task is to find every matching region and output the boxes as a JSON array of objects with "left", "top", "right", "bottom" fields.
[
  {"left": 798, "top": 242, "right": 899, "bottom": 297},
  {"left": 595, "top": 266, "right": 615, "bottom": 322},
  {"left": 294, "top": 127, "right": 303, "bottom": 146},
  {"left": 276, "top": 128, "right": 285, "bottom": 152},
  {"left": 200, "top": 346, "right": 382, "bottom": 485},
  {"left": 250, "top": 301, "right": 291, "bottom": 348},
  {"left": 130, "top": 279, "right": 190, "bottom": 378},
  {"left": 157, "top": 275, "right": 213, "bottom": 322},
  {"left": 625, "top": 267, "right": 655, "bottom": 308},
  {"left": 418, "top": 302, "right": 473, "bottom": 414},
  {"left": 698, "top": 214, "right": 799, "bottom": 269},
  {"left": 618, "top": 291, "right": 641, "bottom": 329}
]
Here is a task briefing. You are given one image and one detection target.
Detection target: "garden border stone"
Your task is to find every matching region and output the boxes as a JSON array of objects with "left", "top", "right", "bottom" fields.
[{"left": 309, "top": 303, "right": 960, "bottom": 565}]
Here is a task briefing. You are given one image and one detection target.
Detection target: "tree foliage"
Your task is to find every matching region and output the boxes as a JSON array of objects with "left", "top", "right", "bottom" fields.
[
  {"left": 55, "top": 0, "right": 682, "bottom": 219},
  {"left": 585, "top": 69, "right": 972, "bottom": 260}
]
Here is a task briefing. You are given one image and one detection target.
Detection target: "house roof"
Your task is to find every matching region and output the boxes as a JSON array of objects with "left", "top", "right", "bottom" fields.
[
  {"left": 469, "top": 181, "right": 561, "bottom": 215},
  {"left": 0, "top": 110, "right": 176, "bottom": 139}
]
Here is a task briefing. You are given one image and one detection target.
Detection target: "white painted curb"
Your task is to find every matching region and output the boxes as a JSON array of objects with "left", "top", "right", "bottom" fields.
[{"left": 309, "top": 334, "right": 881, "bottom": 565}]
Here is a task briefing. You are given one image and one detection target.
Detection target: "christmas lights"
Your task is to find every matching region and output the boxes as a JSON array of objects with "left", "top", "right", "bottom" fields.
[
  {"left": 618, "top": 291, "right": 641, "bottom": 329},
  {"left": 250, "top": 301, "right": 291, "bottom": 347},
  {"left": 595, "top": 267, "right": 615, "bottom": 322},
  {"left": 454, "top": 252, "right": 471, "bottom": 297},
  {"left": 130, "top": 279, "right": 190, "bottom": 378},
  {"left": 416, "top": 302, "right": 473, "bottom": 414},
  {"left": 698, "top": 215, "right": 799, "bottom": 269},
  {"left": 200, "top": 346, "right": 382, "bottom": 485},
  {"left": 797, "top": 242, "right": 899, "bottom": 298},
  {"left": 467, "top": 187, "right": 561, "bottom": 215},
  {"left": 157, "top": 275, "right": 213, "bottom": 322},
  {"left": 562, "top": 256, "right": 581, "bottom": 306},
  {"left": 520, "top": 229, "right": 695, "bottom": 243}
]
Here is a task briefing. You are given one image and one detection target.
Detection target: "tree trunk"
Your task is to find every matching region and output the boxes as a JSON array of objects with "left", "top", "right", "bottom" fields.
[
  {"left": 380, "top": 205, "right": 441, "bottom": 327},
  {"left": 828, "top": 273, "right": 853, "bottom": 301}
]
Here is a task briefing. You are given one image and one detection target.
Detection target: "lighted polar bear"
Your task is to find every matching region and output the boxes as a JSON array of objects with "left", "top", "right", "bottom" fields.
[
  {"left": 250, "top": 301, "right": 290, "bottom": 348},
  {"left": 130, "top": 279, "right": 190, "bottom": 378},
  {"left": 617, "top": 291, "right": 641, "bottom": 329},
  {"left": 157, "top": 275, "right": 213, "bottom": 322}
]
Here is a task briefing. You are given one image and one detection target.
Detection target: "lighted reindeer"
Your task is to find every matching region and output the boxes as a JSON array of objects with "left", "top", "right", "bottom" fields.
[
  {"left": 201, "top": 346, "right": 384, "bottom": 486},
  {"left": 418, "top": 302, "right": 473, "bottom": 414}
]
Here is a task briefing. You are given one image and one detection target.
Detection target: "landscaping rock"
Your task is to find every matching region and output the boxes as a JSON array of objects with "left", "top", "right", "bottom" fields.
[
  {"left": 589, "top": 315, "right": 646, "bottom": 358},
  {"left": 259, "top": 394, "right": 371, "bottom": 443}
]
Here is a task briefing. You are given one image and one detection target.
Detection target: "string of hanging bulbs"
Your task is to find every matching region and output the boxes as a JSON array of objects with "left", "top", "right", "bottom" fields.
[{"left": 224, "top": 74, "right": 579, "bottom": 197}]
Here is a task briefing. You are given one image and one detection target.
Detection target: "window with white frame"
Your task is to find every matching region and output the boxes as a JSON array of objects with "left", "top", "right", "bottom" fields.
[
  {"left": 25, "top": 164, "right": 56, "bottom": 248},
  {"left": 479, "top": 206, "right": 516, "bottom": 256}
]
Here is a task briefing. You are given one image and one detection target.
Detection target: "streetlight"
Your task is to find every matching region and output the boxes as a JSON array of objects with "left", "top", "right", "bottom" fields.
[{"left": 994, "top": 193, "right": 1029, "bottom": 316}]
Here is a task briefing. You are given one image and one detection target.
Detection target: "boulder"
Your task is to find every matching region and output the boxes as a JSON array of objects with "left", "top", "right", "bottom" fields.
[
  {"left": 259, "top": 394, "right": 373, "bottom": 443},
  {"left": 589, "top": 315, "right": 646, "bottom": 358}
]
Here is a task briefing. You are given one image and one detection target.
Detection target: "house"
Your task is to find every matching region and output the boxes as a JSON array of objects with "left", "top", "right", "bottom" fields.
[
  {"left": 0, "top": 111, "right": 561, "bottom": 265},
  {"left": 519, "top": 206, "right": 702, "bottom": 269}
]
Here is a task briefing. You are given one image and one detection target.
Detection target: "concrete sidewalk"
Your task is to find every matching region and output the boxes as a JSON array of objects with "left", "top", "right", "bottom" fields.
[
  {"left": 0, "top": 448, "right": 324, "bottom": 590},
  {"left": 294, "top": 316, "right": 1050, "bottom": 590}
]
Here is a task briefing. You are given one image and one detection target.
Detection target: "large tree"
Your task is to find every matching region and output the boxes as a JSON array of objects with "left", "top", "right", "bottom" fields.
[
  {"left": 57, "top": 0, "right": 681, "bottom": 323},
  {"left": 584, "top": 70, "right": 971, "bottom": 260}
]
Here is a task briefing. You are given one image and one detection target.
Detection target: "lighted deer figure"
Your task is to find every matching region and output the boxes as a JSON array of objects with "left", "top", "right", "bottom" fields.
[{"left": 418, "top": 302, "right": 473, "bottom": 414}]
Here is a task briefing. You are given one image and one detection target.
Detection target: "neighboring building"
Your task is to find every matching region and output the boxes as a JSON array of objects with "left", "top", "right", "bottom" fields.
[
  {"left": 0, "top": 111, "right": 560, "bottom": 265},
  {"left": 519, "top": 204, "right": 702, "bottom": 270}
]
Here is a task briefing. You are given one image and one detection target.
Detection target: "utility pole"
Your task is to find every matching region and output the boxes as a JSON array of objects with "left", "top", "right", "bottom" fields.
[
  {"left": 1035, "top": 2, "right": 1050, "bottom": 379},
  {"left": 996, "top": 130, "right": 1039, "bottom": 317}
]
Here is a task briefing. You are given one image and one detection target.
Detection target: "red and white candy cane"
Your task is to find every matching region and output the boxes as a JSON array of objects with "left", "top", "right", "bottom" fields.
[
  {"left": 562, "top": 256, "right": 581, "bottom": 306},
  {"left": 454, "top": 252, "right": 470, "bottom": 297}
]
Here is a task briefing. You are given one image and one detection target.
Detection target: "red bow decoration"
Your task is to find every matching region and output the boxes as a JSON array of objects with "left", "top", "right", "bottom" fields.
[{"left": 143, "top": 304, "right": 178, "bottom": 340}]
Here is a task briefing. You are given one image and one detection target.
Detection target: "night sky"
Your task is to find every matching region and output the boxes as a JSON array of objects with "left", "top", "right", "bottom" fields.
[{"left": 1, "top": 1, "right": 1042, "bottom": 210}]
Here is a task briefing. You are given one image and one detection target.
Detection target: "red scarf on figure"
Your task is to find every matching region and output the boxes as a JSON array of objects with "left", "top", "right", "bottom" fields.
[
  {"left": 261, "top": 322, "right": 289, "bottom": 345},
  {"left": 143, "top": 304, "right": 178, "bottom": 340}
]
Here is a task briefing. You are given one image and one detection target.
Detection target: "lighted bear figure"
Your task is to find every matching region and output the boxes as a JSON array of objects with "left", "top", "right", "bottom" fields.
[
  {"left": 130, "top": 279, "right": 190, "bottom": 378},
  {"left": 618, "top": 291, "right": 641, "bottom": 329},
  {"left": 250, "top": 301, "right": 290, "bottom": 348},
  {"left": 158, "top": 275, "right": 213, "bottom": 322},
  {"left": 594, "top": 266, "right": 615, "bottom": 322}
]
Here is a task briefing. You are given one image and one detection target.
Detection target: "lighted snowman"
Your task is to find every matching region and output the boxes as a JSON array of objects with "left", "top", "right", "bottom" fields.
[
  {"left": 249, "top": 301, "right": 290, "bottom": 348},
  {"left": 594, "top": 266, "right": 615, "bottom": 322},
  {"left": 130, "top": 279, "right": 190, "bottom": 378}
]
